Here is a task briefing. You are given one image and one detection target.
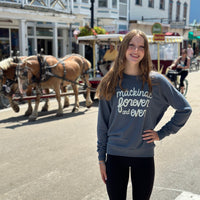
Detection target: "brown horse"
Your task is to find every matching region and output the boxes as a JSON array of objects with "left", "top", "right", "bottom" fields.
[
  {"left": 16, "top": 54, "right": 93, "bottom": 121},
  {"left": 0, "top": 57, "right": 50, "bottom": 116}
]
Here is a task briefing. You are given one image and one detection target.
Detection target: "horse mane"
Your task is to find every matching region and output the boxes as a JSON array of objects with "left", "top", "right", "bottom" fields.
[
  {"left": 22, "top": 55, "right": 38, "bottom": 63},
  {"left": 0, "top": 58, "right": 14, "bottom": 70}
]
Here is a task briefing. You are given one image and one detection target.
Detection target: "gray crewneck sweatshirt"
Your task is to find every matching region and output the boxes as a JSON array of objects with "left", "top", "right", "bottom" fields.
[{"left": 97, "top": 72, "right": 192, "bottom": 161}]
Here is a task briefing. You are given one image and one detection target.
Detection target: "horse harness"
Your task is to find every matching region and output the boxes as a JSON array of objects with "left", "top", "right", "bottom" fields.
[
  {"left": 37, "top": 54, "right": 91, "bottom": 89},
  {"left": 16, "top": 54, "right": 94, "bottom": 90}
]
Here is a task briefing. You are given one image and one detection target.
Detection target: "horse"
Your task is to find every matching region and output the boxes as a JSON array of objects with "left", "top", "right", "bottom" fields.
[
  {"left": 16, "top": 54, "right": 93, "bottom": 121},
  {"left": 0, "top": 57, "right": 50, "bottom": 116}
]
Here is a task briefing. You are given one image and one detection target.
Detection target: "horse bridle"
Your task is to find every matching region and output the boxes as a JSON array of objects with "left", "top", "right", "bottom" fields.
[
  {"left": 0, "top": 67, "right": 17, "bottom": 96},
  {"left": 15, "top": 64, "right": 29, "bottom": 80}
]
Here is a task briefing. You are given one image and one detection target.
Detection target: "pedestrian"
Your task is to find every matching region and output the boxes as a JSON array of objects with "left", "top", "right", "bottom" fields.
[
  {"left": 187, "top": 44, "right": 194, "bottom": 59},
  {"left": 169, "top": 49, "right": 190, "bottom": 94},
  {"left": 96, "top": 29, "right": 192, "bottom": 200}
]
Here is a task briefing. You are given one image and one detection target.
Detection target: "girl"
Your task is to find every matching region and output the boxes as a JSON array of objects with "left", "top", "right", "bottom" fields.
[{"left": 96, "top": 29, "right": 192, "bottom": 200}]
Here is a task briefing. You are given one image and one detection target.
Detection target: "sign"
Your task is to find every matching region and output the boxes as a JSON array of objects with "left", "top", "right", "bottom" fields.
[
  {"left": 153, "top": 33, "right": 165, "bottom": 41},
  {"left": 152, "top": 23, "right": 162, "bottom": 34},
  {"left": 170, "top": 21, "right": 185, "bottom": 29}
]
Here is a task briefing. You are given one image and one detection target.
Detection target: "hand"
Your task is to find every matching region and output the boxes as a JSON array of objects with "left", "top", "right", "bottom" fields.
[
  {"left": 142, "top": 130, "right": 160, "bottom": 143},
  {"left": 168, "top": 65, "right": 172, "bottom": 69},
  {"left": 99, "top": 161, "right": 107, "bottom": 184}
]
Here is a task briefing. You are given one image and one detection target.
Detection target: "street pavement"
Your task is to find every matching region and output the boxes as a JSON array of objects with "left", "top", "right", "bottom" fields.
[{"left": 0, "top": 71, "right": 200, "bottom": 200}]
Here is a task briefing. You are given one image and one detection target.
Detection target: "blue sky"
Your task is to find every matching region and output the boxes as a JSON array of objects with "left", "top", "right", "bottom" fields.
[{"left": 190, "top": 0, "right": 200, "bottom": 23}]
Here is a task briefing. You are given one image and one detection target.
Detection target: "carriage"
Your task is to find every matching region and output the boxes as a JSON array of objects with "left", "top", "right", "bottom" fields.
[{"left": 77, "top": 33, "right": 183, "bottom": 99}]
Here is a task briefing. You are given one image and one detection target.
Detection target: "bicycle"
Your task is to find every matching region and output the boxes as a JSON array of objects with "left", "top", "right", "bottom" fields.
[{"left": 166, "top": 69, "right": 188, "bottom": 97}]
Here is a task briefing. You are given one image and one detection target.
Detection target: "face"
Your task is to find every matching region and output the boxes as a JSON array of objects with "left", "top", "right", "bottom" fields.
[
  {"left": 125, "top": 35, "right": 145, "bottom": 67},
  {"left": 110, "top": 45, "right": 114, "bottom": 50},
  {"left": 181, "top": 51, "right": 187, "bottom": 58}
]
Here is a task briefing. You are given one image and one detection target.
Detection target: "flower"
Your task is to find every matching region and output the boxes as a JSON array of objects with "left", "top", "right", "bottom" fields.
[{"left": 77, "top": 25, "right": 106, "bottom": 37}]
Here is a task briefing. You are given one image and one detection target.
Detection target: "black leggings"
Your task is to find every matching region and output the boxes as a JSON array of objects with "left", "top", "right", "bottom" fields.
[
  {"left": 179, "top": 71, "right": 188, "bottom": 87},
  {"left": 106, "top": 155, "right": 155, "bottom": 200},
  {"left": 176, "top": 69, "right": 188, "bottom": 87}
]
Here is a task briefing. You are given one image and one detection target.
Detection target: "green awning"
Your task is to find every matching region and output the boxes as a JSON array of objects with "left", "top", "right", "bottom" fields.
[{"left": 188, "top": 31, "right": 200, "bottom": 40}]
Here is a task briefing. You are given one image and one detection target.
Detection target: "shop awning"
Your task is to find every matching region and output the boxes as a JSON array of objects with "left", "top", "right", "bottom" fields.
[
  {"left": 188, "top": 31, "right": 200, "bottom": 40},
  {"left": 165, "top": 32, "right": 180, "bottom": 36}
]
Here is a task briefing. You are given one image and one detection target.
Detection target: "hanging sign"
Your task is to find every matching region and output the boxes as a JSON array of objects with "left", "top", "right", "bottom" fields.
[
  {"left": 152, "top": 23, "right": 162, "bottom": 34},
  {"left": 153, "top": 33, "right": 165, "bottom": 41}
]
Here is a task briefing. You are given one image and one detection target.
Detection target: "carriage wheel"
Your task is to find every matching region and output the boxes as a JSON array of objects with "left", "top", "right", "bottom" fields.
[
  {"left": 182, "top": 79, "right": 188, "bottom": 96},
  {"left": 175, "top": 79, "right": 188, "bottom": 97}
]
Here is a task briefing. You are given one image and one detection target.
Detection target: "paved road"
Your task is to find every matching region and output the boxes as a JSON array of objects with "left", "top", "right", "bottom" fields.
[{"left": 0, "top": 71, "right": 200, "bottom": 200}]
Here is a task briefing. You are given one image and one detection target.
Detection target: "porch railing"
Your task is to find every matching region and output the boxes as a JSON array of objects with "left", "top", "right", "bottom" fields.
[{"left": 0, "top": 0, "right": 73, "bottom": 13}]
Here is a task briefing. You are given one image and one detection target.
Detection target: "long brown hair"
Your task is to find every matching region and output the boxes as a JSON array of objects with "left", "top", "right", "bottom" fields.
[{"left": 96, "top": 29, "right": 153, "bottom": 101}]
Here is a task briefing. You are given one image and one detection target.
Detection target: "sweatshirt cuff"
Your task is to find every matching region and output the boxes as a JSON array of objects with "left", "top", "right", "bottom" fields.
[{"left": 98, "top": 153, "right": 106, "bottom": 162}]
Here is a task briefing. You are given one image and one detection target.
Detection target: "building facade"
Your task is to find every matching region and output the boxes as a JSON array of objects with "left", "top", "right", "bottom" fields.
[
  {"left": 0, "top": 0, "right": 191, "bottom": 60},
  {"left": 129, "top": 0, "right": 191, "bottom": 41},
  {"left": 0, "top": 0, "right": 129, "bottom": 60}
]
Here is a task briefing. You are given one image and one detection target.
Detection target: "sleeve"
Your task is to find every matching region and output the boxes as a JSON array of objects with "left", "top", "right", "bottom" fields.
[
  {"left": 97, "top": 99, "right": 111, "bottom": 161},
  {"left": 157, "top": 75, "right": 192, "bottom": 140}
]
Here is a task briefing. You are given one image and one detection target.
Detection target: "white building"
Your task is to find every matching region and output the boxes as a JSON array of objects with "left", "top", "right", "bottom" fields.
[
  {"left": 0, "top": 0, "right": 191, "bottom": 60},
  {"left": 129, "top": 0, "right": 191, "bottom": 39},
  {"left": 0, "top": 0, "right": 129, "bottom": 60}
]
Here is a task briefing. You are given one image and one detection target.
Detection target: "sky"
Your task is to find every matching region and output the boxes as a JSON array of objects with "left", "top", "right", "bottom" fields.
[{"left": 189, "top": 0, "right": 200, "bottom": 24}]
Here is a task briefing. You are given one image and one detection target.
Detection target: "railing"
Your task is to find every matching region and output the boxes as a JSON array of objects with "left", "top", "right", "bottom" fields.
[{"left": 0, "top": 0, "right": 73, "bottom": 12}]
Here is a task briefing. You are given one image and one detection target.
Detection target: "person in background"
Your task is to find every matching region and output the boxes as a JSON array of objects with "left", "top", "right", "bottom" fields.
[
  {"left": 96, "top": 29, "right": 192, "bottom": 200},
  {"left": 98, "top": 43, "right": 118, "bottom": 75},
  {"left": 187, "top": 44, "right": 194, "bottom": 59},
  {"left": 99, "top": 45, "right": 106, "bottom": 62},
  {"left": 169, "top": 49, "right": 190, "bottom": 94}
]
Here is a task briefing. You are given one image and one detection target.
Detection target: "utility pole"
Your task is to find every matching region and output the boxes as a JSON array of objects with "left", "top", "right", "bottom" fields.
[{"left": 90, "top": 0, "right": 94, "bottom": 28}]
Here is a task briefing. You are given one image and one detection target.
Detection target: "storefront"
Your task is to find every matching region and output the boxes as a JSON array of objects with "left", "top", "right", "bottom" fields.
[
  {"left": 0, "top": 4, "right": 82, "bottom": 60},
  {"left": 0, "top": 28, "right": 19, "bottom": 60},
  {"left": 27, "top": 22, "right": 70, "bottom": 58}
]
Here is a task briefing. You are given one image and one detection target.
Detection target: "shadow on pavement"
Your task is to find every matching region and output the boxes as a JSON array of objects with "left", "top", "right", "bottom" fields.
[{"left": 0, "top": 99, "right": 99, "bottom": 130}]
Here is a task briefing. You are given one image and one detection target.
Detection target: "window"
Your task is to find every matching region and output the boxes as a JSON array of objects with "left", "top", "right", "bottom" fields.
[
  {"left": 148, "top": 0, "right": 154, "bottom": 8},
  {"left": 98, "top": 0, "right": 107, "bottom": 7},
  {"left": 112, "top": 0, "right": 117, "bottom": 8},
  {"left": 176, "top": 0, "right": 181, "bottom": 21},
  {"left": 36, "top": 28, "right": 53, "bottom": 37},
  {"left": 82, "top": 0, "right": 88, "bottom": 3},
  {"left": 0, "top": 28, "right": 9, "bottom": 37},
  {"left": 28, "top": 27, "right": 34, "bottom": 36},
  {"left": 58, "top": 29, "right": 63, "bottom": 37},
  {"left": 160, "top": 0, "right": 165, "bottom": 9},
  {"left": 169, "top": 0, "right": 173, "bottom": 23},
  {"left": 135, "top": 0, "right": 142, "bottom": 6},
  {"left": 119, "top": 0, "right": 128, "bottom": 19},
  {"left": 183, "top": 2, "right": 188, "bottom": 21},
  {"left": 11, "top": 29, "right": 19, "bottom": 56}
]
